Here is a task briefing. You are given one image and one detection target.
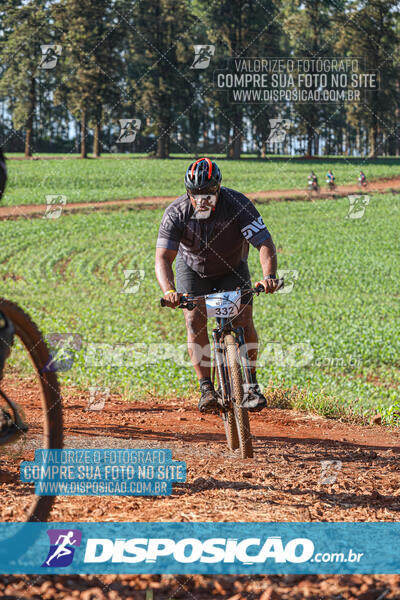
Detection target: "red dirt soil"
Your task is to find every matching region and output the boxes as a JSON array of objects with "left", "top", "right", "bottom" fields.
[
  {"left": 1, "top": 382, "right": 399, "bottom": 523},
  {"left": 1, "top": 176, "right": 400, "bottom": 220},
  {"left": 1, "top": 382, "right": 399, "bottom": 597}
]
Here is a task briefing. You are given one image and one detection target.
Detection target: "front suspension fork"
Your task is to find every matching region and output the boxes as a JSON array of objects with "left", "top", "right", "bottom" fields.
[
  {"left": 211, "top": 329, "right": 230, "bottom": 408},
  {"left": 212, "top": 326, "right": 256, "bottom": 408}
]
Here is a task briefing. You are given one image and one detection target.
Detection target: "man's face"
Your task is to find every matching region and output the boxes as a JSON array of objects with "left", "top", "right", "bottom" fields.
[{"left": 189, "top": 188, "right": 219, "bottom": 219}]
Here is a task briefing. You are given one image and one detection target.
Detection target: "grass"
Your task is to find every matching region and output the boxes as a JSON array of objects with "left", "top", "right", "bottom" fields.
[
  {"left": 3, "top": 154, "right": 400, "bottom": 206},
  {"left": 1, "top": 192, "right": 399, "bottom": 424}
]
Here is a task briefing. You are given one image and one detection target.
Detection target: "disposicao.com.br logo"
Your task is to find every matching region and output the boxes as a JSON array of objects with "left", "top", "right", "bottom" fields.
[
  {"left": 42, "top": 529, "right": 82, "bottom": 567},
  {"left": 82, "top": 536, "right": 351, "bottom": 565}
]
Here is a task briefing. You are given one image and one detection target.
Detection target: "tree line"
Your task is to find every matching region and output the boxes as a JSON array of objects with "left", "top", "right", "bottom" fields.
[{"left": 0, "top": 0, "right": 399, "bottom": 158}]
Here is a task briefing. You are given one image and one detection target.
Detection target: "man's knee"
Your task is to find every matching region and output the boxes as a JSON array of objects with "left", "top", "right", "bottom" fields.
[
  {"left": 233, "top": 304, "right": 254, "bottom": 328},
  {"left": 184, "top": 307, "right": 207, "bottom": 337}
]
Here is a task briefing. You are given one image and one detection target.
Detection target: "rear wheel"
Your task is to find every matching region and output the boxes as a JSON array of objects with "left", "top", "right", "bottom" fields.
[
  {"left": 0, "top": 299, "right": 63, "bottom": 522},
  {"left": 224, "top": 334, "right": 253, "bottom": 459}
]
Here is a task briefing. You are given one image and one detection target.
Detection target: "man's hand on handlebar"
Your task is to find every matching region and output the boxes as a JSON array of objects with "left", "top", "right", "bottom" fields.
[
  {"left": 254, "top": 276, "right": 282, "bottom": 294},
  {"left": 162, "top": 290, "right": 181, "bottom": 308},
  {"left": 160, "top": 280, "right": 284, "bottom": 308}
]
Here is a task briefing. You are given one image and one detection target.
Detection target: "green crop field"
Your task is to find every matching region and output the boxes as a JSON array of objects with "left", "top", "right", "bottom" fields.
[
  {"left": 2, "top": 192, "right": 399, "bottom": 424},
  {"left": 3, "top": 155, "right": 400, "bottom": 206}
]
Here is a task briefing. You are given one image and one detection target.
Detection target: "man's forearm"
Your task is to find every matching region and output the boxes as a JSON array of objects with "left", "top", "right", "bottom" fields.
[
  {"left": 258, "top": 238, "right": 277, "bottom": 278},
  {"left": 155, "top": 257, "right": 176, "bottom": 293}
]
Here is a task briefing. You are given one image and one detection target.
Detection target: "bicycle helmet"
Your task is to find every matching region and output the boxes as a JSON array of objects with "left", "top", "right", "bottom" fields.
[{"left": 185, "top": 157, "right": 222, "bottom": 195}]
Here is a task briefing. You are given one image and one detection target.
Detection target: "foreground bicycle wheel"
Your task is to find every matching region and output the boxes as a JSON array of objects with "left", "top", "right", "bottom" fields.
[
  {"left": 0, "top": 299, "right": 63, "bottom": 522},
  {"left": 224, "top": 334, "right": 253, "bottom": 459},
  {"left": 221, "top": 393, "right": 240, "bottom": 451}
]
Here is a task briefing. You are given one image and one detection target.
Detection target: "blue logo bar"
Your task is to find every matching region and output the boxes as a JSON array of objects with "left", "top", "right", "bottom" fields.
[{"left": 0, "top": 523, "right": 399, "bottom": 574}]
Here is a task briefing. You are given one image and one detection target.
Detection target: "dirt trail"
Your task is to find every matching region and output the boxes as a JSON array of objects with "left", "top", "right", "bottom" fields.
[
  {"left": 1, "top": 176, "right": 400, "bottom": 220},
  {"left": 1, "top": 384, "right": 400, "bottom": 597},
  {"left": 1, "top": 384, "right": 399, "bottom": 523}
]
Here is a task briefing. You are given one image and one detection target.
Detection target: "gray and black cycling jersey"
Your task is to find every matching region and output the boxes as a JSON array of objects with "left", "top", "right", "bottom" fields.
[{"left": 156, "top": 186, "right": 271, "bottom": 278}]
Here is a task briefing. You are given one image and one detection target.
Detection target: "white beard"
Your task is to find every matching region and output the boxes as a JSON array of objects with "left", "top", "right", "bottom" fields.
[
  {"left": 193, "top": 207, "right": 212, "bottom": 219},
  {"left": 191, "top": 194, "right": 217, "bottom": 220}
]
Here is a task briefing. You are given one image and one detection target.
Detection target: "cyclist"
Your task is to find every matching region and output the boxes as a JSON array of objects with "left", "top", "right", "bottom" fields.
[
  {"left": 155, "top": 157, "right": 280, "bottom": 414},
  {"left": 308, "top": 171, "right": 318, "bottom": 189},
  {"left": 358, "top": 170, "right": 367, "bottom": 187},
  {"left": 326, "top": 169, "right": 335, "bottom": 187}
]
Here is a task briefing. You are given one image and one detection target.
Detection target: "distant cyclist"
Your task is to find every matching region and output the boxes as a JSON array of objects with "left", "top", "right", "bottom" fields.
[
  {"left": 308, "top": 171, "right": 319, "bottom": 191},
  {"left": 358, "top": 170, "right": 367, "bottom": 188},
  {"left": 326, "top": 169, "right": 335, "bottom": 189},
  {"left": 155, "top": 158, "right": 280, "bottom": 414}
]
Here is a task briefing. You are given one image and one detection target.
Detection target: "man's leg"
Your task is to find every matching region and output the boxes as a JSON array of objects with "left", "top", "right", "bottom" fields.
[
  {"left": 183, "top": 304, "right": 219, "bottom": 413},
  {"left": 232, "top": 305, "right": 266, "bottom": 410},
  {"left": 217, "top": 261, "right": 267, "bottom": 411},
  {"left": 231, "top": 303, "right": 258, "bottom": 378},
  {"left": 176, "top": 256, "right": 218, "bottom": 413},
  {"left": 183, "top": 301, "right": 210, "bottom": 380}
]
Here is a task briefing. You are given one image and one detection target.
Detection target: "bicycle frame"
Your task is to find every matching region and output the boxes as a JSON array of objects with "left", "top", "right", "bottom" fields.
[
  {"left": 160, "top": 281, "right": 284, "bottom": 409},
  {"left": 211, "top": 317, "right": 254, "bottom": 410}
]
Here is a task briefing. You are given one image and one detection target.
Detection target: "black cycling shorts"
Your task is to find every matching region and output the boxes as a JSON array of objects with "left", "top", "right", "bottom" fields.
[{"left": 175, "top": 254, "right": 253, "bottom": 305}]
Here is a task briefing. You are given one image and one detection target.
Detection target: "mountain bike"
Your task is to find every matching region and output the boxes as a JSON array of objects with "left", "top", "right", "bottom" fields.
[
  {"left": 161, "top": 281, "right": 284, "bottom": 459},
  {"left": 0, "top": 299, "right": 63, "bottom": 522},
  {"left": 358, "top": 177, "right": 368, "bottom": 189},
  {"left": 326, "top": 179, "right": 336, "bottom": 191},
  {"left": 307, "top": 180, "right": 320, "bottom": 199}
]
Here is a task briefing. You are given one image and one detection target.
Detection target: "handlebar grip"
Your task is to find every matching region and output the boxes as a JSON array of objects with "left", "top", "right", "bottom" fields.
[
  {"left": 255, "top": 278, "right": 285, "bottom": 293},
  {"left": 160, "top": 298, "right": 166, "bottom": 307}
]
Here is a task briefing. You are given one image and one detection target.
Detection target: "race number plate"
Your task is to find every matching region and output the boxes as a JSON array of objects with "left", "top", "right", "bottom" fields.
[{"left": 205, "top": 290, "right": 241, "bottom": 318}]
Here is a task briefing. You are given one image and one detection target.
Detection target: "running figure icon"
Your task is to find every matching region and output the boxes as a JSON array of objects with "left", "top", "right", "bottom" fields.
[{"left": 45, "top": 530, "right": 78, "bottom": 566}]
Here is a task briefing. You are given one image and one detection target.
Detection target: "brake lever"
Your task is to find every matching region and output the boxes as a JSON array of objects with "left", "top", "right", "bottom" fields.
[
  {"left": 160, "top": 297, "right": 196, "bottom": 310},
  {"left": 254, "top": 284, "right": 265, "bottom": 295},
  {"left": 179, "top": 301, "right": 195, "bottom": 311},
  {"left": 254, "top": 278, "right": 285, "bottom": 295}
]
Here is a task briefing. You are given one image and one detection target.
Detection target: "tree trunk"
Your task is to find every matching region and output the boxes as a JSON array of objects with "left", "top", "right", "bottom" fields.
[
  {"left": 25, "top": 75, "right": 35, "bottom": 158},
  {"left": 227, "top": 107, "right": 242, "bottom": 159},
  {"left": 25, "top": 124, "right": 32, "bottom": 158},
  {"left": 156, "top": 131, "right": 169, "bottom": 158},
  {"left": 232, "top": 125, "right": 241, "bottom": 159},
  {"left": 306, "top": 123, "right": 313, "bottom": 157},
  {"left": 369, "top": 89, "right": 379, "bottom": 157},
  {"left": 261, "top": 140, "right": 266, "bottom": 159},
  {"left": 343, "top": 128, "right": 348, "bottom": 155},
  {"left": 314, "top": 133, "right": 319, "bottom": 156},
  {"left": 81, "top": 109, "right": 87, "bottom": 159},
  {"left": 369, "top": 122, "right": 377, "bottom": 158},
  {"left": 93, "top": 122, "right": 101, "bottom": 158},
  {"left": 396, "top": 83, "right": 400, "bottom": 156}
]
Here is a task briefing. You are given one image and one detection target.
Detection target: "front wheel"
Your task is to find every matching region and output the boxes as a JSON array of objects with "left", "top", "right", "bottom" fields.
[
  {"left": 224, "top": 334, "right": 253, "bottom": 459},
  {"left": 0, "top": 299, "right": 63, "bottom": 522}
]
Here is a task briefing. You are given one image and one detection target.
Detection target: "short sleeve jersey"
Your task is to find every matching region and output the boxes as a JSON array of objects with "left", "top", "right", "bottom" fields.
[{"left": 156, "top": 187, "right": 271, "bottom": 278}]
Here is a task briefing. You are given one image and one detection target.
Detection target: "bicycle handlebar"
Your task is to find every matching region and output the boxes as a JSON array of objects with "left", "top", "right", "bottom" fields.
[{"left": 160, "top": 279, "right": 284, "bottom": 309}]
